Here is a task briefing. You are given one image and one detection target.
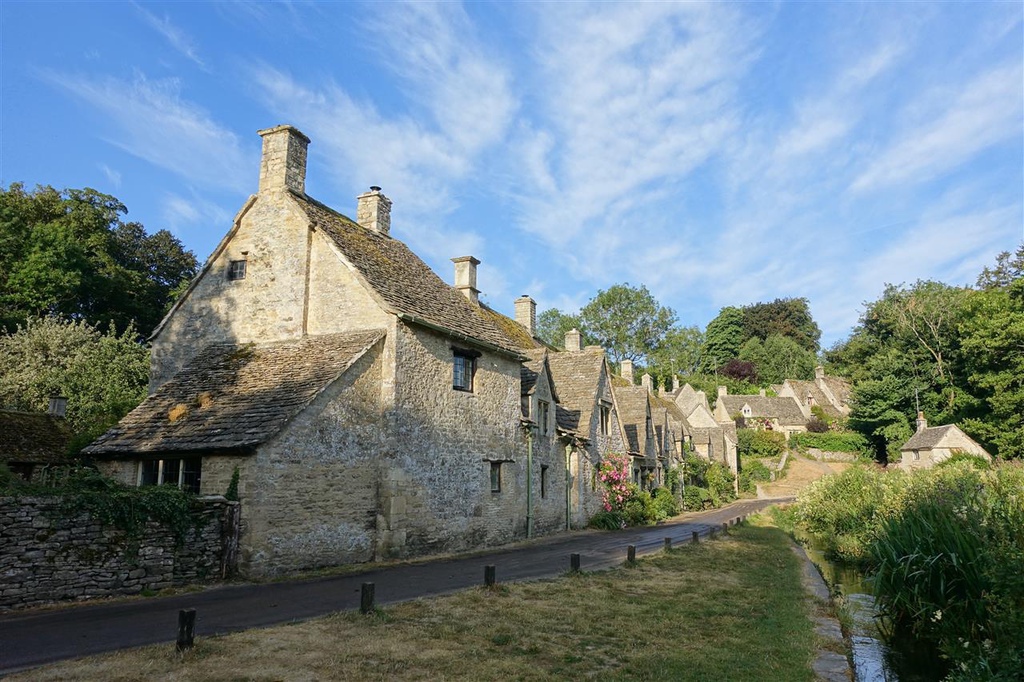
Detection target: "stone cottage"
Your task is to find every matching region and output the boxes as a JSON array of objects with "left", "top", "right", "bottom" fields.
[
  {"left": 0, "top": 398, "right": 72, "bottom": 483},
  {"left": 774, "top": 366, "right": 852, "bottom": 421},
  {"left": 899, "top": 412, "right": 992, "bottom": 471},
  {"left": 613, "top": 361, "right": 660, "bottom": 487},
  {"left": 85, "top": 125, "right": 557, "bottom": 576},
  {"left": 713, "top": 387, "right": 807, "bottom": 440},
  {"left": 545, "top": 330, "right": 626, "bottom": 527}
]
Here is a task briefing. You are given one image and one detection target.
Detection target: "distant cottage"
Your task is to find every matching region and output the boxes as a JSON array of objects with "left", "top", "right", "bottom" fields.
[{"left": 899, "top": 412, "right": 992, "bottom": 470}]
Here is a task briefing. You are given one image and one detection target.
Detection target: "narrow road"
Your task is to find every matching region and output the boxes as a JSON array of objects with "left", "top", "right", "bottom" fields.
[{"left": 0, "top": 498, "right": 787, "bottom": 675}]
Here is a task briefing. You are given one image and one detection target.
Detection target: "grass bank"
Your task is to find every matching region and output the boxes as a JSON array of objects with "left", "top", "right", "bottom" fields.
[{"left": 13, "top": 523, "right": 820, "bottom": 681}]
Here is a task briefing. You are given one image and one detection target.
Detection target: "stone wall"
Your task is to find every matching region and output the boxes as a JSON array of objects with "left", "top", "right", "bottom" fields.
[{"left": 0, "top": 496, "right": 238, "bottom": 610}]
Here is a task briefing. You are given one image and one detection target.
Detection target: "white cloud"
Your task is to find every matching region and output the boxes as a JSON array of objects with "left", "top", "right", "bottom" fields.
[
  {"left": 851, "top": 61, "right": 1024, "bottom": 193},
  {"left": 98, "top": 163, "right": 121, "bottom": 189},
  {"left": 134, "top": 3, "right": 207, "bottom": 69},
  {"left": 42, "top": 71, "right": 254, "bottom": 193},
  {"left": 160, "top": 191, "right": 233, "bottom": 246}
]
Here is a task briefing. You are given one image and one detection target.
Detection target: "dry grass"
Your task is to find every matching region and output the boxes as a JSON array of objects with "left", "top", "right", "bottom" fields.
[{"left": 13, "top": 524, "right": 818, "bottom": 682}]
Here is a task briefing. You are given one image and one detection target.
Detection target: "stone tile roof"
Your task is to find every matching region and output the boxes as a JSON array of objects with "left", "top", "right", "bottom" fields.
[
  {"left": 821, "top": 376, "right": 852, "bottom": 407},
  {"left": 555, "top": 404, "right": 581, "bottom": 433},
  {"left": 615, "top": 386, "right": 651, "bottom": 455},
  {"left": 0, "top": 411, "right": 72, "bottom": 465},
  {"left": 719, "top": 395, "right": 806, "bottom": 426},
  {"left": 786, "top": 380, "right": 844, "bottom": 419},
  {"left": 84, "top": 330, "right": 385, "bottom": 457},
  {"left": 545, "top": 348, "right": 607, "bottom": 438},
  {"left": 902, "top": 424, "right": 960, "bottom": 451},
  {"left": 520, "top": 349, "right": 557, "bottom": 404},
  {"left": 295, "top": 193, "right": 520, "bottom": 356},
  {"left": 477, "top": 304, "right": 545, "bottom": 351}
]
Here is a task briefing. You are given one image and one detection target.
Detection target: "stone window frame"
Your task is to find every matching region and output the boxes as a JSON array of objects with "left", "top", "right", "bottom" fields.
[
  {"left": 489, "top": 461, "right": 502, "bottom": 492},
  {"left": 537, "top": 399, "right": 550, "bottom": 436},
  {"left": 139, "top": 457, "right": 202, "bottom": 494},
  {"left": 452, "top": 347, "right": 480, "bottom": 392},
  {"left": 599, "top": 402, "right": 611, "bottom": 436},
  {"left": 540, "top": 464, "right": 549, "bottom": 498},
  {"left": 227, "top": 258, "right": 247, "bottom": 281}
]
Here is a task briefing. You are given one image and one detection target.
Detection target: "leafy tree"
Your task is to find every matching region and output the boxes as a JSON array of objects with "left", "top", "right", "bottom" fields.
[
  {"left": 702, "top": 306, "right": 744, "bottom": 370},
  {"left": 535, "top": 308, "right": 587, "bottom": 350},
  {"left": 0, "top": 317, "right": 149, "bottom": 452},
  {"left": 577, "top": 284, "right": 676, "bottom": 364},
  {"left": 738, "top": 333, "right": 817, "bottom": 386},
  {"left": 720, "top": 359, "right": 758, "bottom": 384},
  {"left": 0, "top": 183, "right": 198, "bottom": 335},
  {"left": 741, "top": 297, "right": 821, "bottom": 353},
  {"left": 976, "top": 243, "right": 1023, "bottom": 290},
  {"left": 647, "top": 325, "right": 704, "bottom": 387}
]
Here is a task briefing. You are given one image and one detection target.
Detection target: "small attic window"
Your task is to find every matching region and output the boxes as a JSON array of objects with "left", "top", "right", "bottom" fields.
[{"left": 228, "top": 259, "right": 247, "bottom": 281}]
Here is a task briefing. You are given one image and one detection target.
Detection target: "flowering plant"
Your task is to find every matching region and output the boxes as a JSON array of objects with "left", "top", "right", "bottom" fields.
[{"left": 596, "top": 453, "right": 634, "bottom": 513}]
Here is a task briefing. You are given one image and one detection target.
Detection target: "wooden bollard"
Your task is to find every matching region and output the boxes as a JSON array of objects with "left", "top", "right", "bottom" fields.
[
  {"left": 692, "top": 530, "right": 699, "bottom": 544},
  {"left": 360, "top": 582, "right": 375, "bottom": 614},
  {"left": 709, "top": 528, "right": 717, "bottom": 540},
  {"left": 176, "top": 608, "right": 196, "bottom": 652},
  {"left": 570, "top": 553, "right": 581, "bottom": 572},
  {"left": 735, "top": 517, "right": 741, "bottom": 526},
  {"left": 664, "top": 537, "right": 672, "bottom": 551},
  {"left": 485, "top": 564, "right": 496, "bottom": 587},
  {"left": 627, "top": 545, "right": 636, "bottom": 563},
  {"left": 722, "top": 522, "right": 729, "bottom": 534}
]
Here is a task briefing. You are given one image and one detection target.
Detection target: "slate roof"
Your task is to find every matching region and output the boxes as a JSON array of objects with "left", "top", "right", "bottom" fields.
[
  {"left": 546, "top": 348, "right": 608, "bottom": 438},
  {"left": 295, "top": 193, "right": 521, "bottom": 357},
  {"left": 84, "top": 330, "right": 385, "bottom": 457},
  {"left": 719, "top": 395, "right": 806, "bottom": 426},
  {"left": 902, "top": 424, "right": 961, "bottom": 451},
  {"left": 0, "top": 411, "right": 72, "bottom": 465}
]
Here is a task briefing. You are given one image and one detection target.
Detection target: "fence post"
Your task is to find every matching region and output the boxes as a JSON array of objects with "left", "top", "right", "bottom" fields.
[
  {"left": 485, "top": 565, "right": 496, "bottom": 587},
  {"left": 570, "top": 554, "right": 581, "bottom": 572},
  {"left": 664, "top": 537, "right": 672, "bottom": 551},
  {"left": 627, "top": 545, "right": 636, "bottom": 563},
  {"left": 360, "top": 582, "right": 375, "bottom": 614},
  {"left": 176, "top": 608, "right": 196, "bottom": 652},
  {"left": 692, "top": 530, "right": 699, "bottom": 544}
]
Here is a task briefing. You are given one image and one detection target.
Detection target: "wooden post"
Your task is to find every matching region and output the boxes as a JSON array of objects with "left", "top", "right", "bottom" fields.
[
  {"left": 664, "top": 537, "right": 672, "bottom": 551},
  {"left": 360, "top": 582, "right": 375, "bottom": 614},
  {"left": 176, "top": 608, "right": 196, "bottom": 652},
  {"left": 735, "top": 517, "right": 741, "bottom": 526},
  {"left": 570, "top": 553, "right": 581, "bottom": 572},
  {"left": 627, "top": 545, "right": 636, "bottom": 563},
  {"left": 722, "top": 522, "right": 729, "bottom": 534},
  {"left": 485, "top": 565, "right": 496, "bottom": 587},
  {"left": 692, "top": 530, "right": 699, "bottom": 544},
  {"left": 710, "top": 528, "right": 716, "bottom": 540}
]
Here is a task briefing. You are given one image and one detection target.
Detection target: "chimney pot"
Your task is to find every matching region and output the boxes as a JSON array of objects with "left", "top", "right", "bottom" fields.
[
  {"left": 718, "top": 386, "right": 727, "bottom": 397},
  {"left": 815, "top": 365, "right": 825, "bottom": 381},
  {"left": 672, "top": 375, "right": 680, "bottom": 392},
  {"left": 357, "top": 187, "right": 392, "bottom": 236},
  {"left": 452, "top": 256, "right": 481, "bottom": 305},
  {"left": 48, "top": 396, "right": 67, "bottom": 418},
  {"left": 514, "top": 296, "right": 537, "bottom": 336},
  {"left": 916, "top": 411, "right": 928, "bottom": 433},
  {"left": 257, "top": 125, "right": 310, "bottom": 195},
  {"left": 621, "top": 360, "right": 634, "bottom": 384},
  {"left": 564, "top": 328, "right": 583, "bottom": 352},
  {"left": 641, "top": 374, "right": 653, "bottom": 392}
]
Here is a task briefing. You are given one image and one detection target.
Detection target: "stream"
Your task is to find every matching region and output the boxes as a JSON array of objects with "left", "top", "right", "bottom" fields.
[{"left": 799, "top": 536, "right": 949, "bottom": 681}]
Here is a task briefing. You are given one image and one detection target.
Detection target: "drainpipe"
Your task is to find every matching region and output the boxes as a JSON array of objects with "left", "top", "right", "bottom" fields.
[
  {"left": 526, "top": 426, "right": 534, "bottom": 539},
  {"left": 564, "top": 442, "right": 572, "bottom": 531}
]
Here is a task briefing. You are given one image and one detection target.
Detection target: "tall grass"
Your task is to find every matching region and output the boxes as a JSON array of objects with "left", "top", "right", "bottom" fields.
[{"left": 793, "top": 460, "right": 1024, "bottom": 679}]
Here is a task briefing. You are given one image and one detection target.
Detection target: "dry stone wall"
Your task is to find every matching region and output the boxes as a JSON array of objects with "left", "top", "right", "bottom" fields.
[{"left": 0, "top": 496, "right": 238, "bottom": 610}]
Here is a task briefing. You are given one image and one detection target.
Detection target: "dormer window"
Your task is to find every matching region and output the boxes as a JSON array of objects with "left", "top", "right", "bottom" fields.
[
  {"left": 228, "top": 259, "right": 247, "bottom": 281},
  {"left": 742, "top": 406, "right": 752, "bottom": 417}
]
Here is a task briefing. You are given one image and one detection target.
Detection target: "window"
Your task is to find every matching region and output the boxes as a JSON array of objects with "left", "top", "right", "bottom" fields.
[
  {"left": 538, "top": 400, "right": 550, "bottom": 436},
  {"left": 452, "top": 348, "right": 479, "bottom": 392},
  {"left": 228, "top": 259, "right": 247, "bottom": 281},
  {"left": 490, "top": 462, "right": 502, "bottom": 492},
  {"left": 139, "top": 458, "right": 202, "bottom": 494},
  {"left": 541, "top": 465, "right": 549, "bottom": 498},
  {"left": 599, "top": 403, "right": 611, "bottom": 436}
]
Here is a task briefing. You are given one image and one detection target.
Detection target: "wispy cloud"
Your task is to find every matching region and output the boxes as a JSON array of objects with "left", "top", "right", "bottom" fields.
[
  {"left": 851, "top": 61, "right": 1024, "bottom": 193},
  {"left": 98, "top": 163, "right": 121, "bottom": 189},
  {"left": 160, "top": 190, "right": 233, "bottom": 245},
  {"left": 42, "top": 71, "right": 253, "bottom": 193},
  {"left": 134, "top": 3, "right": 207, "bottom": 69}
]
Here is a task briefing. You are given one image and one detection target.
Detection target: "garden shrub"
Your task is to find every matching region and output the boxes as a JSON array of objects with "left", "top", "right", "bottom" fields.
[
  {"left": 789, "top": 431, "right": 872, "bottom": 457},
  {"left": 737, "top": 428, "right": 786, "bottom": 459},
  {"left": 738, "top": 458, "right": 772, "bottom": 494},
  {"left": 588, "top": 510, "right": 624, "bottom": 530},
  {"left": 682, "top": 485, "right": 712, "bottom": 511},
  {"left": 650, "top": 486, "right": 679, "bottom": 520}
]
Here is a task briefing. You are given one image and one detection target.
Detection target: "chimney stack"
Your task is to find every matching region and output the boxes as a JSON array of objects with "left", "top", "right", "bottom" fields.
[
  {"left": 759, "top": 389, "right": 766, "bottom": 397},
  {"left": 565, "top": 328, "right": 583, "bottom": 352},
  {"left": 514, "top": 296, "right": 536, "bottom": 336},
  {"left": 48, "top": 396, "right": 67, "bottom": 418},
  {"left": 916, "top": 411, "right": 928, "bottom": 433},
  {"left": 357, "top": 186, "right": 392, "bottom": 236},
  {"left": 718, "top": 386, "right": 728, "bottom": 397},
  {"left": 641, "top": 374, "right": 653, "bottom": 392},
  {"left": 452, "top": 256, "right": 481, "bottom": 305},
  {"left": 672, "top": 375, "right": 680, "bottom": 392},
  {"left": 257, "top": 125, "right": 310, "bottom": 195},
  {"left": 621, "top": 360, "right": 634, "bottom": 384},
  {"left": 815, "top": 365, "right": 825, "bottom": 380}
]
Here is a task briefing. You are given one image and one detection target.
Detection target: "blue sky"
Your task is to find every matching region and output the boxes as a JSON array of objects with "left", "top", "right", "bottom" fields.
[{"left": 2, "top": 1, "right": 1022, "bottom": 348}]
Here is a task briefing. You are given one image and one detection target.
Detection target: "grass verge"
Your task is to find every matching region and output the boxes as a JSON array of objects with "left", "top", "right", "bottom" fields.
[{"left": 12, "top": 523, "right": 819, "bottom": 681}]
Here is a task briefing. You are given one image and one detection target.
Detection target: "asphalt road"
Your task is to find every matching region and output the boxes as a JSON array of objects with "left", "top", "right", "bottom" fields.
[{"left": 0, "top": 498, "right": 786, "bottom": 675}]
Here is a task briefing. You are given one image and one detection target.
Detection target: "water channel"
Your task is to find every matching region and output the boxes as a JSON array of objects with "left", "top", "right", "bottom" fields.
[{"left": 799, "top": 536, "right": 948, "bottom": 682}]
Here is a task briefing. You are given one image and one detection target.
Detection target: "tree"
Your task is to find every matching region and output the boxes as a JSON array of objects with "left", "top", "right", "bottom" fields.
[
  {"left": 738, "top": 334, "right": 817, "bottom": 386},
  {"left": 740, "top": 297, "right": 821, "bottom": 353},
  {"left": 535, "top": 308, "right": 587, "bottom": 350},
  {"left": 702, "top": 306, "right": 744, "bottom": 370},
  {"left": 0, "top": 317, "right": 149, "bottom": 452},
  {"left": 647, "top": 325, "right": 704, "bottom": 387},
  {"left": 976, "top": 243, "right": 1024, "bottom": 290},
  {"left": 720, "top": 359, "right": 758, "bottom": 384},
  {"left": 0, "top": 183, "right": 198, "bottom": 335},
  {"left": 577, "top": 284, "right": 676, "bottom": 364}
]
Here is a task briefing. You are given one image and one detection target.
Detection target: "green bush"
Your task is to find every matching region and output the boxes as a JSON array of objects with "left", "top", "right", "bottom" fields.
[
  {"left": 738, "top": 458, "right": 772, "bottom": 494},
  {"left": 682, "top": 486, "right": 712, "bottom": 511},
  {"left": 623, "top": 490, "right": 657, "bottom": 526},
  {"left": 650, "top": 486, "right": 679, "bottom": 520},
  {"left": 737, "top": 429, "right": 786, "bottom": 459},
  {"left": 588, "top": 510, "right": 625, "bottom": 530},
  {"left": 789, "top": 430, "right": 872, "bottom": 456}
]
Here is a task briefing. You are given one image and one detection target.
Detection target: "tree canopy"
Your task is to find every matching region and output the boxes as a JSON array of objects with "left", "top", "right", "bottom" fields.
[
  {"left": 576, "top": 284, "right": 677, "bottom": 364},
  {"left": 740, "top": 297, "right": 820, "bottom": 353},
  {"left": 0, "top": 184, "right": 198, "bottom": 335},
  {"left": 0, "top": 317, "right": 150, "bottom": 452}
]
